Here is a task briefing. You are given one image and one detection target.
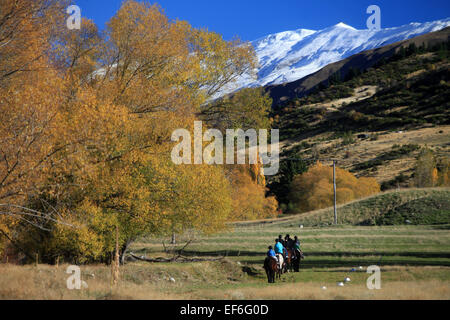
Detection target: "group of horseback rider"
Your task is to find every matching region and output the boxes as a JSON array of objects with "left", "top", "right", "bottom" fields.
[{"left": 267, "top": 234, "right": 304, "bottom": 272}]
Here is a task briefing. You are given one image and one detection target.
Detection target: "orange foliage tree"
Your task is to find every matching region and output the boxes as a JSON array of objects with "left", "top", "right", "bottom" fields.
[
  {"left": 289, "top": 162, "right": 380, "bottom": 213},
  {"left": 0, "top": 0, "right": 274, "bottom": 262},
  {"left": 413, "top": 149, "right": 449, "bottom": 188},
  {"left": 226, "top": 164, "right": 278, "bottom": 221}
]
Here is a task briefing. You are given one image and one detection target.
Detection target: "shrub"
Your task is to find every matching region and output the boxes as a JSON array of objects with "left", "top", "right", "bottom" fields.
[{"left": 289, "top": 162, "right": 380, "bottom": 213}]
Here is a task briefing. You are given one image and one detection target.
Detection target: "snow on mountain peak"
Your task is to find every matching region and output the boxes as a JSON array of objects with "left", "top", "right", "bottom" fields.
[
  {"left": 333, "top": 22, "right": 357, "bottom": 30},
  {"left": 216, "top": 18, "right": 450, "bottom": 98}
]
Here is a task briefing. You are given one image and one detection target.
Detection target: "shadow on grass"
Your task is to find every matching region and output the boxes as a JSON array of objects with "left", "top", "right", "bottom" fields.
[
  {"left": 181, "top": 249, "right": 450, "bottom": 259},
  {"left": 237, "top": 258, "right": 450, "bottom": 269},
  {"left": 182, "top": 250, "right": 263, "bottom": 258},
  {"left": 180, "top": 249, "right": 450, "bottom": 269},
  {"left": 430, "top": 225, "right": 450, "bottom": 230},
  {"left": 299, "top": 251, "right": 450, "bottom": 258}
]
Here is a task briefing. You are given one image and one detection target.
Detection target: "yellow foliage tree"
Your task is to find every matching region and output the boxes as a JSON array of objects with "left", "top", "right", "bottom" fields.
[
  {"left": 200, "top": 87, "right": 272, "bottom": 133},
  {"left": 1, "top": 0, "right": 261, "bottom": 262},
  {"left": 414, "top": 150, "right": 437, "bottom": 188},
  {"left": 438, "top": 158, "right": 450, "bottom": 187},
  {"left": 289, "top": 162, "right": 380, "bottom": 213},
  {"left": 226, "top": 164, "right": 278, "bottom": 221}
]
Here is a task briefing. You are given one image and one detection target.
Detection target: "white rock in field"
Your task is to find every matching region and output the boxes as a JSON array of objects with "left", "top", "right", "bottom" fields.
[
  {"left": 321, "top": 286, "right": 327, "bottom": 290},
  {"left": 359, "top": 266, "right": 363, "bottom": 270},
  {"left": 231, "top": 291, "right": 245, "bottom": 300},
  {"left": 344, "top": 277, "right": 351, "bottom": 283},
  {"left": 169, "top": 277, "right": 176, "bottom": 283},
  {"left": 237, "top": 262, "right": 241, "bottom": 265},
  {"left": 337, "top": 282, "right": 345, "bottom": 287}
]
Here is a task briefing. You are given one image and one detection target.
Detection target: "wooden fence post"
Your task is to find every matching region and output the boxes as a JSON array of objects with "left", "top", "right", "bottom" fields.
[{"left": 112, "top": 225, "right": 120, "bottom": 287}]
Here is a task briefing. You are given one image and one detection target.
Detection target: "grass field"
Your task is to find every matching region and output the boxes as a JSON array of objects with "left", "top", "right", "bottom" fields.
[
  {"left": 274, "top": 188, "right": 450, "bottom": 226},
  {"left": 1, "top": 189, "right": 449, "bottom": 300},
  {"left": 2, "top": 223, "right": 448, "bottom": 300},
  {"left": 134, "top": 219, "right": 450, "bottom": 273}
]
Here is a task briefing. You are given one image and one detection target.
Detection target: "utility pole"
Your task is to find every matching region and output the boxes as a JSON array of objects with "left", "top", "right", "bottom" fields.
[
  {"left": 333, "top": 160, "right": 337, "bottom": 225},
  {"left": 284, "top": 157, "right": 338, "bottom": 225}
]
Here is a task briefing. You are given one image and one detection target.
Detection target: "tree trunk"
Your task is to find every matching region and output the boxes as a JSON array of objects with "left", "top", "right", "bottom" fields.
[
  {"left": 112, "top": 225, "right": 120, "bottom": 287},
  {"left": 119, "top": 239, "right": 132, "bottom": 265},
  {"left": 0, "top": 229, "right": 35, "bottom": 262}
]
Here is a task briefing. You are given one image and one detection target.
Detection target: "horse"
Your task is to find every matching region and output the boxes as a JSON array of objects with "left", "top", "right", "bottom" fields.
[
  {"left": 276, "top": 253, "right": 284, "bottom": 279},
  {"left": 263, "top": 257, "right": 278, "bottom": 283},
  {"left": 292, "top": 249, "right": 305, "bottom": 272},
  {"left": 285, "top": 249, "right": 294, "bottom": 273}
]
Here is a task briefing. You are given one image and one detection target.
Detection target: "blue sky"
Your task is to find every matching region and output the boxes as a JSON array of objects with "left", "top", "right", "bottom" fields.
[{"left": 74, "top": 0, "right": 450, "bottom": 40}]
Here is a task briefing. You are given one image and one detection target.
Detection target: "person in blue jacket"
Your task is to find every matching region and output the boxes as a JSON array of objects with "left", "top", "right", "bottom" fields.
[
  {"left": 274, "top": 239, "right": 284, "bottom": 254},
  {"left": 267, "top": 246, "right": 276, "bottom": 261},
  {"left": 274, "top": 239, "right": 285, "bottom": 269}
]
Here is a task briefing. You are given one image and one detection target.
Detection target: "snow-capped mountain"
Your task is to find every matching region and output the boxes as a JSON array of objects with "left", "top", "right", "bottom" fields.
[{"left": 222, "top": 18, "right": 450, "bottom": 96}]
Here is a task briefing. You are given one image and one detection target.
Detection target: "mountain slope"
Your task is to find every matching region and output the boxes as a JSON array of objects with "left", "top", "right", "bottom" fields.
[
  {"left": 267, "top": 39, "right": 449, "bottom": 205},
  {"left": 268, "top": 188, "right": 450, "bottom": 226},
  {"left": 267, "top": 26, "right": 450, "bottom": 105},
  {"left": 219, "top": 18, "right": 450, "bottom": 98}
]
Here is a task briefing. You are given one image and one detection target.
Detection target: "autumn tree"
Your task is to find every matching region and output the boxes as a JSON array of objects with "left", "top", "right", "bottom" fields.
[
  {"left": 267, "top": 155, "right": 308, "bottom": 208},
  {"left": 93, "top": 0, "right": 257, "bottom": 113},
  {"left": 227, "top": 164, "right": 278, "bottom": 221},
  {"left": 289, "top": 162, "right": 380, "bottom": 213},
  {"left": 0, "top": 1, "right": 75, "bottom": 248},
  {"left": 0, "top": 0, "right": 69, "bottom": 85},
  {"left": 436, "top": 157, "right": 450, "bottom": 187},
  {"left": 188, "top": 30, "right": 257, "bottom": 99},
  {"left": 414, "top": 149, "right": 437, "bottom": 187},
  {"left": 413, "top": 149, "right": 450, "bottom": 188},
  {"left": 200, "top": 87, "right": 272, "bottom": 133},
  {"left": 50, "top": 17, "right": 103, "bottom": 95},
  {"left": 1, "top": 0, "right": 272, "bottom": 263}
]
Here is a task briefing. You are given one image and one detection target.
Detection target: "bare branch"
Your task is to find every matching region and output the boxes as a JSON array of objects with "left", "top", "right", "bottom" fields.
[{"left": 0, "top": 203, "right": 80, "bottom": 230}]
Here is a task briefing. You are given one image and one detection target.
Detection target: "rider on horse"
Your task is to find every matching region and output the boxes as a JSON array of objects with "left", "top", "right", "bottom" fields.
[
  {"left": 294, "top": 235, "right": 304, "bottom": 259},
  {"left": 285, "top": 234, "right": 295, "bottom": 259},
  {"left": 294, "top": 236, "right": 300, "bottom": 249},
  {"left": 274, "top": 239, "right": 285, "bottom": 269},
  {"left": 267, "top": 246, "right": 276, "bottom": 261},
  {"left": 285, "top": 234, "right": 294, "bottom": 249},
  {"left": 278, "top": 235, "right": 285, "bottom": 247}
]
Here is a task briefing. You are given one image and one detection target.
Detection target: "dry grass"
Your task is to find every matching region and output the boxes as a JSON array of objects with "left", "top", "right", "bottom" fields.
[
  {"left": 189, "top": 266, "right": 450, "bottom": 300},
  {"left": 301, "top": 86, "right": 378, "bottom": 111},
  {"left": 192, "top": 280, "right": 450, "bottom": 300},
  {"left": 0, "top": 264, "right": 179, "bottom": 300},
  {"left": 1, "top": 263, "right": 449, "bottom": 300},
  {"left": 2, "top": 221, "right": 449, "bottom": 300},
  {"left": 0, "top": 258, "right": 250, "bottom": 300}
]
